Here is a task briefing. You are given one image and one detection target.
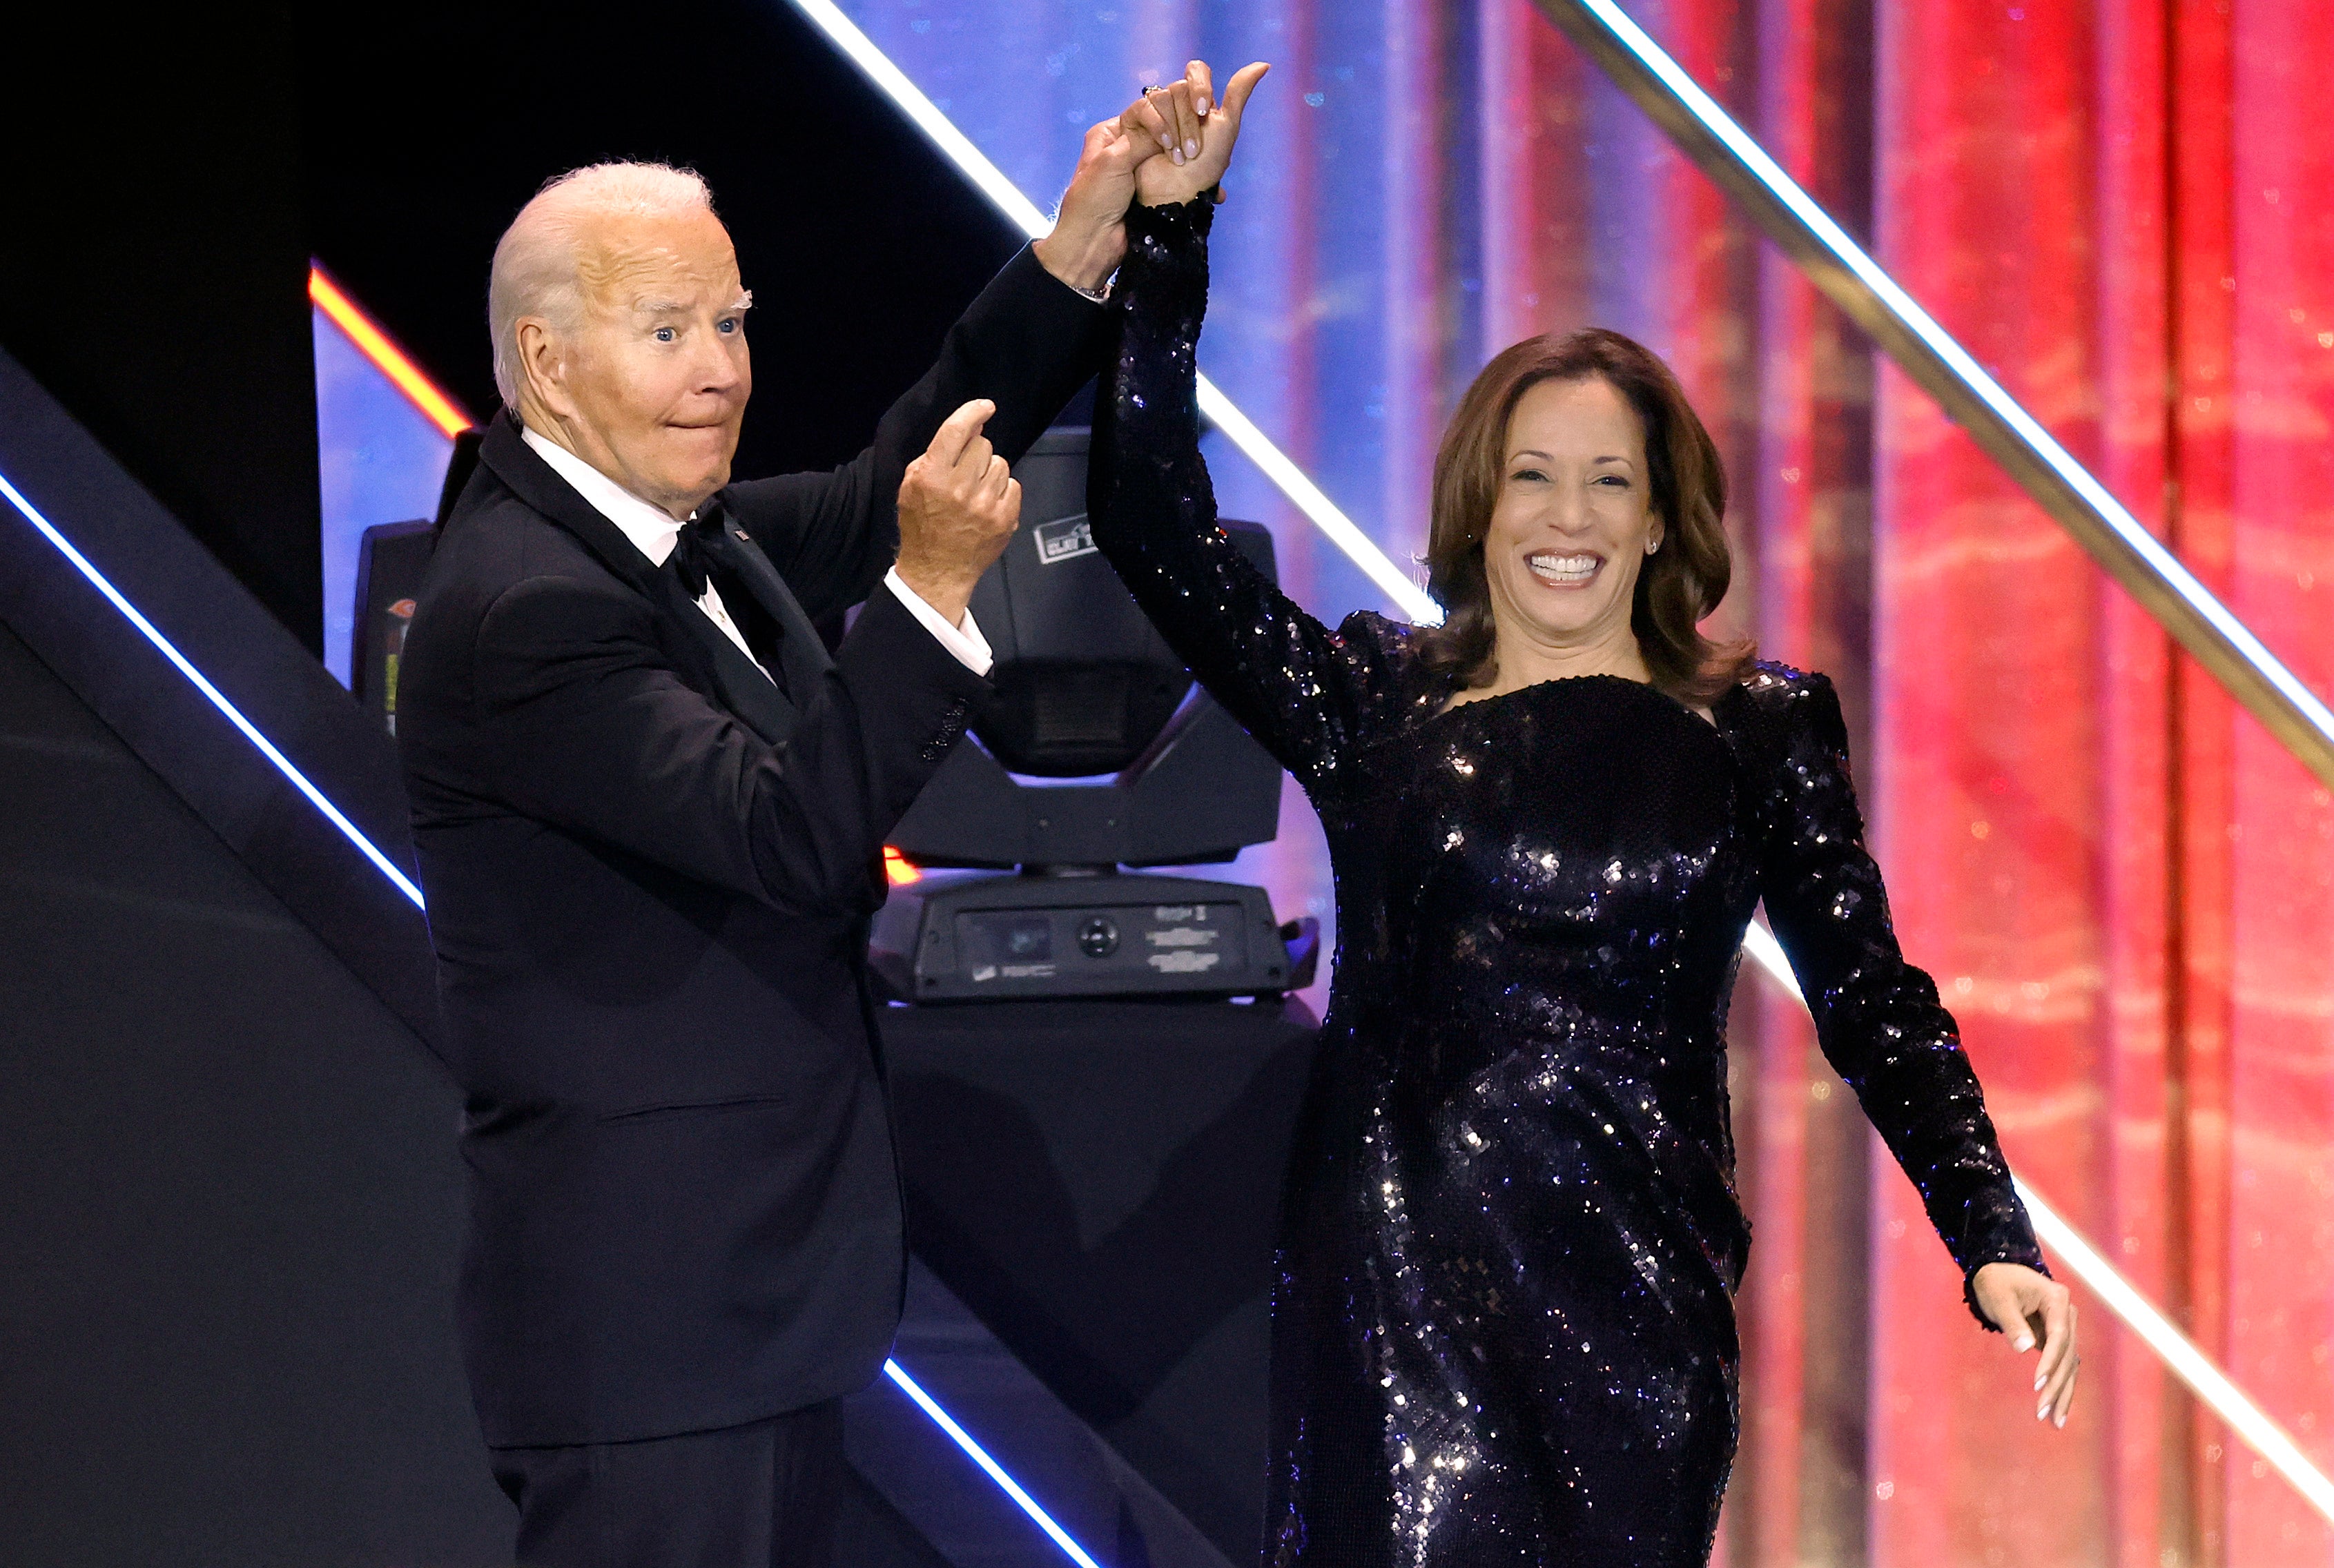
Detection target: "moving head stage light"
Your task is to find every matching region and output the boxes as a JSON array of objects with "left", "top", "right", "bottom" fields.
[{"left": 871, "top": 427, "right": 1317, "bottom": 1003}]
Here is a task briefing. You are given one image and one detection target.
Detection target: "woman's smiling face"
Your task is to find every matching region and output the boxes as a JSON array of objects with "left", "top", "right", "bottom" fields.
[{"left": 1479, "top": 375, "right": 1662, "bottom": 667}]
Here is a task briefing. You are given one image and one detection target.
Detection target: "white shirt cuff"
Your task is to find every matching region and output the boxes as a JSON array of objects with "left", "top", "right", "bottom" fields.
[{"left": 884, "top": 567, "right": 994, "bottom": 676}]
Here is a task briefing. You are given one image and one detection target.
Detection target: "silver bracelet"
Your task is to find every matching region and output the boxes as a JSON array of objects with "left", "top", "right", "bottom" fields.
[{"left": 1067, "top": 277, "right": 1113, "bottom": 304}]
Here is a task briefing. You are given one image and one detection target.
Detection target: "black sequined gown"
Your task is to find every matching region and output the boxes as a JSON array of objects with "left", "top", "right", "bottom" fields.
[{"left": 1087, "top": 199, "right": 2045, "bottom": 1567}]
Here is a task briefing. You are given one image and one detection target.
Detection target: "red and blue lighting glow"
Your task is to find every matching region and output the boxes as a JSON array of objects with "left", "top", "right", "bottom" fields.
[{"left": 301, "top": 4, "right": 2334, "bottom": 1559}]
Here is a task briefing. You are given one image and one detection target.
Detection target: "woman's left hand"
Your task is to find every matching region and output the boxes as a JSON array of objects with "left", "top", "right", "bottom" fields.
[
  {"left": 1127, "top": 59, "right": 1271, "bottom": 208},
  {"left": 1971, "top": 1261, "right": 2079, "bottom": 1427}
]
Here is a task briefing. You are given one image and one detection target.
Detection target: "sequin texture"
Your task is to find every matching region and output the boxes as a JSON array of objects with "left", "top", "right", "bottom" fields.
[{"left": 1089, "top": 199, "right": 2045, "bottom": 1568}]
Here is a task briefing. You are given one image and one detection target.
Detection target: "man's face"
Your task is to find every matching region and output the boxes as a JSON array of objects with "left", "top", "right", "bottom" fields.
[{"left": 534, "top": 208, "right": 752, "bottom": 517}]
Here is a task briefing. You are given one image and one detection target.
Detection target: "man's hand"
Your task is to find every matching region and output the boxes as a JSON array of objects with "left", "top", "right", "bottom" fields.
[
  {"left": 1033, "top": 93, "right": 1171, "bottom": 294},
  {"left": 1134, "top": 60, "right": 1270, "bottom": 209},
  {"left": 895, "top": 399, "right": 1020, "bottom": 625},
  {"left": 1971, "top": 1261, "right": 2079, "bottom": 1429}
]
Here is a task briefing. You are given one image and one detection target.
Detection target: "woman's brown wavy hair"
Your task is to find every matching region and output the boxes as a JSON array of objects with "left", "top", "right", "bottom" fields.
[{"left": 1417, "top": 327, "right": 1751, "bottom": 707}]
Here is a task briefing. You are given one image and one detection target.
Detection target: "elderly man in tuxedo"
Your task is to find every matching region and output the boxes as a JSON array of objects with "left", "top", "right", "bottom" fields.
[{"left": 397, "top": 66, "right": 1228, "bottom": 1567}]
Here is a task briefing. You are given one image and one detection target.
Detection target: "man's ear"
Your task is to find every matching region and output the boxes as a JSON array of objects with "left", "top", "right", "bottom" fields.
[{"left": 515, "top": 317, "right": 570, "bottom": 421}]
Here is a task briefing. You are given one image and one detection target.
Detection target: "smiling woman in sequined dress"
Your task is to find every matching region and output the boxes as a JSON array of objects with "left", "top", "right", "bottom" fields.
[{"left": 1089, "top": 63, "right": 2078, "bottom": 1568}]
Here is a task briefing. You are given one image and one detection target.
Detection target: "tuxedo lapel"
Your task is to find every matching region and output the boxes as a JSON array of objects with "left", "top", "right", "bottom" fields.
[
  {"left": 700, "top": 507, "right": 835, "bottom": 701},
  {"left": 475, "top": 413, "right": 798, "bottom": 741},
  {"left": 663, "top": 578, "right": 797, "bottom": 744},
  {"left": 477, "top": 413, "right": 667, "bottom": 599}
]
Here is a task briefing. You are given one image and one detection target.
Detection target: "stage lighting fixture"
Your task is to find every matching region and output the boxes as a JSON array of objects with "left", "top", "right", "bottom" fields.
[
  {"left": 871, "top": 428, "right": 1316, "bottom": 1003},
  {"left": 351, "top": 520, "right": 435, "bottom": 734}
]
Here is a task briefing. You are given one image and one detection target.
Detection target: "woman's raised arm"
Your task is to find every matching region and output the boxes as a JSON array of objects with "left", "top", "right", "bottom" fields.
[{"left": 1087, "top": 195, "right": 1412, "bottom": 793}]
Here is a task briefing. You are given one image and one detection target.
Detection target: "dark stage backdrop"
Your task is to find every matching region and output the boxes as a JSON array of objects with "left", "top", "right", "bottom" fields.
[
  {"left": 0, "top": 620, "right": 509, "bottom": 1562},
  {"left": 296, "top": 0, "right": 1047, "bottom": 489},
  {"left": 0, "top": 10, "right": 322, "bottom": 655}
]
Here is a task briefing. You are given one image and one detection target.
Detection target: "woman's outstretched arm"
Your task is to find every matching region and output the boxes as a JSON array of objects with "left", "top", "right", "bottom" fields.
[
  {"left": 1088, "top": 193, "right": 1411, "bottom": 792},
  {"left": 1752, "top": 668, "right": 2078, "bottom": 1425}
]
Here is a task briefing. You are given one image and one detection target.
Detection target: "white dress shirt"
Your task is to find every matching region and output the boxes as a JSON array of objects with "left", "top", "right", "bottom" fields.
[{"left": 521, "top": 427, "right": 993, "bottom": 678}]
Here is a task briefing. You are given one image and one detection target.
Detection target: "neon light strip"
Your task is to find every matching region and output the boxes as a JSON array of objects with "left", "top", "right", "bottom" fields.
[
  {"left": 783, "top": 0, "right": 1441, "bottom": 625},
  {"left": 1738, "top": 924, "right": 2334, "bottom": 1521},
  {"left": 0, "top": 470, "right": 429, "bottom": 910},
  {"left": 309, "top": 266, "right": 474, "bottom": 440},
  {"left": 1559, "top": 0, "right": 2334, "bottom": 752},
  {"left": 882, "top": 1359, "right": 1107, "bottom": 1568}
]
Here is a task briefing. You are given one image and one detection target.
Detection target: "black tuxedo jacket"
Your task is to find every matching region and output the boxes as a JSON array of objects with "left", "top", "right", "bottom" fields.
[{"left": 397, "top": 246, "right": 1106, "bottom": 1447}]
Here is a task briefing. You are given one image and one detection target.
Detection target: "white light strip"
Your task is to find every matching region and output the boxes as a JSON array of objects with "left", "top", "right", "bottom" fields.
[
  {"left": 1740, "top": 923, "right": 2334, "bottom": 1520},
  {"left": 1740, "top": 918, "right": 1800, "bottom": 1002},
  {"left": 0, "top": 471, "right": 429, "bottom": 912},
  {"left": 786, "top": 0, "right": 1442, "bottom": 625},
  {"left": 2012, "top": 1179, "right": 2334, "bottom": 1520},
  {"left": 882, "top": 1358, "right": 1108, "bottom": 1568},
  {"left": 1574, "top": 0, "right": 2334, "bottom": 745}
]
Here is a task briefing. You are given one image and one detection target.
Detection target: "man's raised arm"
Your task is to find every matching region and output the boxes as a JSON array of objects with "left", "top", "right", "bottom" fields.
[{"left": 723, "top": 88, "right": 1183, "bottom": 623}]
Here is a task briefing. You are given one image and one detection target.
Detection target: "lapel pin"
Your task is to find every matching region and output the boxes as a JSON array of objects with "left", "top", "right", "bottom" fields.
[{"left": 734, "top": 529, "right": 750, "bottom": 541}]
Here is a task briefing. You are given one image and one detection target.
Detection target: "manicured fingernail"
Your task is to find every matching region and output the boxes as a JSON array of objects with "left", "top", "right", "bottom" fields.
[
  {"left": 1171, "top": 148, "right": 1185, "bottom": 165},
  {"left": 2034, "top": 1373, "right": 2045, "bottom": 1391},
  {"left": 2055, "top": 1411, "right": 2068, "bottom": 1429},
  {"left": 1185, "top": 138, "right": 1200, "bottom": 158},
  {"left": 2015, "top": 1335, "right": 2035, "bottom": 1352},
  {"left": 1198, "top": 98, "right": 1212, "bottom": 116},
  {"left": 1158, "top": 133, "right": 1174, "bottom": 151},
  {"left": 2037, "top": 1401, "right": 2050, "bottom": 1421}
]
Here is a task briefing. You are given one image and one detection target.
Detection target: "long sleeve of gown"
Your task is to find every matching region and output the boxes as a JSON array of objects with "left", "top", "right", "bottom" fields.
[
  {"left": 1087, "top": 197, "right": 1409, "bottom": 794},
  {"left": 1752, "top": 671, "right": 2047, "bottom": 1323}
]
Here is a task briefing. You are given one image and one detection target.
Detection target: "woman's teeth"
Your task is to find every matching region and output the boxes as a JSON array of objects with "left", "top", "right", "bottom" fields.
[{"left": 1526, "top": 552, "right": 1600, "bottom": 585}]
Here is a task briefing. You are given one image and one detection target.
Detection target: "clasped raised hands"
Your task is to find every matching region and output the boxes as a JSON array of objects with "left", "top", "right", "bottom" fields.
[
  {"left": 894, "top": 398, "right": 1020, "bottom": 625},
  {"left": 1033, "top": 58, "right": 1273, "bottom": 293},
  {"left": 1124, "top": 59, "right": 1270, "bottom": 208}
]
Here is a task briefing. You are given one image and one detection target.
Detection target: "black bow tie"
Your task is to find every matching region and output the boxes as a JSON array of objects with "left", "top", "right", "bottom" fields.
[{"left": 668, "top": 504, "right": 727, "bottom": 598}]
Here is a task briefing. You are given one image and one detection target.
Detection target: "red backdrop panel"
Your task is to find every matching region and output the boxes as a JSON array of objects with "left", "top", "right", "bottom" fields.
[{"left": 1873, "top": 2, "right": 2114, "bottom": 1563}]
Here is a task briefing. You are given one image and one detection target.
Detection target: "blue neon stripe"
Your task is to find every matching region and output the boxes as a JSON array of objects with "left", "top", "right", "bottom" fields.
[
  {"left": 883, "top": 1358, "right": 1108, "bottom": 1568},
  {"left": 1573, "top": 0, "right": 2334, "bottom": 745},
  {"left": 0, "top": 469, "right": 429, "bottom": 910}
]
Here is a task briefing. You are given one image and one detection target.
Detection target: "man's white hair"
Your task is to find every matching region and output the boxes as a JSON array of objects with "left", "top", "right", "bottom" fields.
[{"left": 488, "top": 161, "right": 717, "bottom": 410}]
